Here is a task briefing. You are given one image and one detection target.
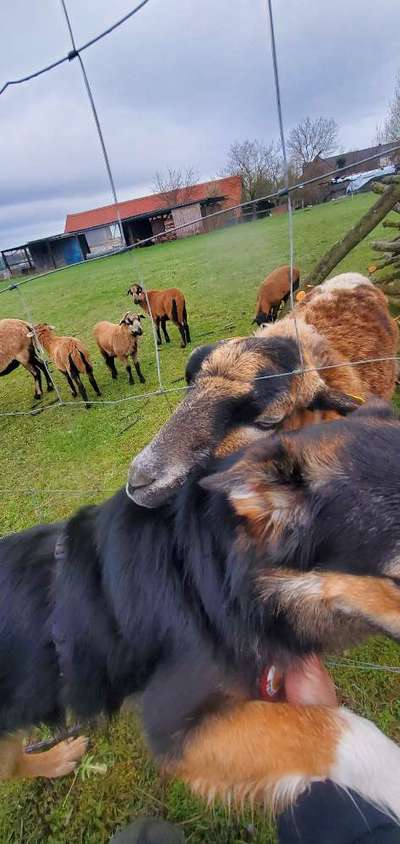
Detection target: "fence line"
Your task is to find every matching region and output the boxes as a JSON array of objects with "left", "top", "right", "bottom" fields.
[
  {"left": 1, "top": 142, "right": 400, "bottom": 299},
  {"left": 0, "top": 0, "right": 151, "bottom": 96},
  {"left": 1, "top": 354, "right": 399, "bottom": 418}
]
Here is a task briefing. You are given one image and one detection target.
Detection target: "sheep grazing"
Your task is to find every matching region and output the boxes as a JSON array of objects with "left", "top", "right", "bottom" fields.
[
  {"left": 127, "top": 283, "right": 190, "bottom": 348},
  {"left": 127, "top": 272, "right": 398, "bottom": 508},
  {"left": 253, "top": 264, "right": 300, "bottom": 325},
  {"left": 93, "top": 312, "right": 146, "bottom": 385},
  {"left": 0, "top": 318, "right": 53, "bottom": 401},
  {"left": 29, "top": 323, "right": 101, "bottom": 407}
]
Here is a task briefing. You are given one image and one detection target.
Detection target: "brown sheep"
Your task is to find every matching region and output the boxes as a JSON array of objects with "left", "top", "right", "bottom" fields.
[
  {"left": 253, "top": 265, "right": 300, "bottom": 325},
  {"left": 127, "top": 272, "right": 398, "bottom": 508},
  {"left": 29, "top": 324, "right": 101, "bottom": 407},
  {"left": 0, "top": 318, "right": 53, "bottom": 401},
  {"left": 94, "top": 312, "right": 146, "bottom": 385},
  {"left": 127, "top": 283, "right": 190, "bottom": 348}
]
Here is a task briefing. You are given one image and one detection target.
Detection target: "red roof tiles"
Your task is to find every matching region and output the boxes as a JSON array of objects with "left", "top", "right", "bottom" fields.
[{"left": 64, "top": 176, "right": 242, "bottom": 233}]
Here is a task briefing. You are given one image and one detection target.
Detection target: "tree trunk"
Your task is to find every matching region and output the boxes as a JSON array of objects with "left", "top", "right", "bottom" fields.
[
  {"left": 371, "top": 240, "right": 400, "bottom": 253},
  {"left": 374, "top": 271, "right": 400, "bottom": 287},
  {"left": 304, "top": 181, "right": 400, "bottom": 287},
  {"left": 382, "top": 220, "right": 400, "bottom": 229},
  {"left": 377, "top": 283, "right": 400, "bottom": 296},
  {"left": 369, "top": 255, "right": 400, "bottom": 271},
  {"left": 372, "top": 182, "right": 386, "bottom": 195}
]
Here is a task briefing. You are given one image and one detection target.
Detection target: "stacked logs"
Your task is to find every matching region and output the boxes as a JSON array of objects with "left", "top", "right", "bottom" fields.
[{"left": 369, "top": 176, "right": 400, "bottom": 305}]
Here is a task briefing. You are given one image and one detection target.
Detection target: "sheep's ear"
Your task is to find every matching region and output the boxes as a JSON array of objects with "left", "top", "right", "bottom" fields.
[
  {"left": 119, "top": 312, "right": 130, "bottom": 325},
  {"left": 308, "top": 389, "right": 363, "bottom": 416},
  {"left": 200, "top": 441, "right": 308, "bottom": 541},
  {"left": 138, "top": 314, "right": 146, "bottom": 320},
  {"left": 26, "top": 331, "right": 34, "bottom": 338},
  {"left": 127, "top": 289, "right": 132, "bottom": 295}
]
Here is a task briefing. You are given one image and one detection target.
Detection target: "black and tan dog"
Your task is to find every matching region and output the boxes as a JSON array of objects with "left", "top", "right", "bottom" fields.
[{"left": 0, "top": 400, "right": 400, "bottom": 818}]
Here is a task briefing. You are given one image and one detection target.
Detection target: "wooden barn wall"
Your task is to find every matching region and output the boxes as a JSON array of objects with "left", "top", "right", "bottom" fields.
[{"left": 171, "top": 203, "right": 204, "bottom": 238}]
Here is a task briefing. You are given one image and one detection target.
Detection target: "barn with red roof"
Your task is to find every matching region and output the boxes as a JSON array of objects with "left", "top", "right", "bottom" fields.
[{"left": 64, "top": 175, "right": 243, "bottom": 255}]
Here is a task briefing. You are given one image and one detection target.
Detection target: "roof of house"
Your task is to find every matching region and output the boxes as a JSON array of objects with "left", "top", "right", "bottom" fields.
[
  {"left": 323, "top": 142, "right": 398, "bottom": 169},
  {"left": 64, "top": 176, "right": 243, "bottom": 233},
  {"left": 303, "top": 143, "right": 399, "bottom": 177}
]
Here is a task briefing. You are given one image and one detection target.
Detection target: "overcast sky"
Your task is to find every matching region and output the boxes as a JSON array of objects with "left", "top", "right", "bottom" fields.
[{"left": 0, "top": 0, "right": 399, "bottom": 250}]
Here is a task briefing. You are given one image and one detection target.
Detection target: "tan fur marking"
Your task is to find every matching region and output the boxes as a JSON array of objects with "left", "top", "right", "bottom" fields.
[
  {"left": 0, "top": 733, "right": 88, "bottom": 780},
  {"left": 169, "top": 701, "right": 340, "bottom": 810},
  {"left": 322, "top": 574, "right": 400, "bottom": 636},
  {"left": 258, "top": 570, "right": 400, "bottom": 639}
]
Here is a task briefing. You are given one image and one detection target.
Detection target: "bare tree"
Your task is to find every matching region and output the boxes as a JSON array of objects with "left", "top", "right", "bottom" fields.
[
  {"left": 287, "top": 116, "right": 339, "bottom": 168},
  {"left": 222, "top": 139, "right": 283, "bottom": 202},
  {"left": 383, "top": 71, "right": 400, "bottom": 142},
  {"left": 153, "top": 167, "right": 198, "bottom": 206}
]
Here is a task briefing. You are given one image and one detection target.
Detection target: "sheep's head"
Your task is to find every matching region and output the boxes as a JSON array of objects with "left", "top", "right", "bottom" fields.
[
  {"left": 127, "top": 332, "right": 362, "bottom": 508},
  {"left": 27, "top": 323, "right": 55, "bottom": 342},
  {"left": 119, "top": 312, "right": 145, "bottom": 337},
  {"left": 127, "top": 284, "right": 145, "bottom": 305}
]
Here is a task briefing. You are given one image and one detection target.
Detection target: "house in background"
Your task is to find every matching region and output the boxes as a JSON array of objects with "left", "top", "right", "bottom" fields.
[
  {"left": 301, "top": 142, "right": 399, "bottom": 204},
  {"left": 64, "top": 176, "right": 243, "bottom": 254}
]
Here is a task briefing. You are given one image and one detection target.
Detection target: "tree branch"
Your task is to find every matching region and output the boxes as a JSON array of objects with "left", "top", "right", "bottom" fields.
[{"left": 304, "top": 181, "right": 400, "bottom": 286}]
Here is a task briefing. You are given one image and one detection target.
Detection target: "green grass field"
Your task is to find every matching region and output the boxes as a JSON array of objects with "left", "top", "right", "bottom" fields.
[{"left": 0, "top": 193, "right": 399, "bottom": 842}]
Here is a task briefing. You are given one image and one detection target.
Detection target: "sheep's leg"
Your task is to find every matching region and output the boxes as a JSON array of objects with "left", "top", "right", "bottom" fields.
[
  {"left": 73, "top": 374, "right": 90, "bottom": 408},
  {"left": 32, "top": 367, "right": 43, "bottom": 400},
  {"left": 86, "top": 370, "right": 101, "bottom": 397},
  {"left": 0, "top": 733, "right": 88, "bottom": 781},
  {"left": 155, "top": 318, "right": 162, "bottom": 346},
  {"left": 101, "top": 351, "right": 118, "bottom": 380},
  {"left": 35, "top": 357, "right": 54, "bottom": 392},
  {"left": 134, "top": 359, "right": 145, "bottom": 384},
  {"left": 161, "top": 318, "right": 170, "bottom": 343},
  {"left": 63, "top": 371, "right": 77, "bottom": 397},
  {"left": 177, "top": 323, "right": 187, "bottom": 348},
  {"left": 24, "top": 363, "right": 43, "bottom": 401},
  {"left": 269, "top": 305, "right": 277, "bottom": 323},
  {"left": 80, "top": 354, "right": 101, "bottom": 397},
  {"left": 184, "top": 321, "right": 191, "bottom": 344}
]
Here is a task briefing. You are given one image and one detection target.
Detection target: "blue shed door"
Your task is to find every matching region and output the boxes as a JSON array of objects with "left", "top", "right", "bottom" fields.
[{"left": 63, "top": 237, "right": 83, "bottom": 265}]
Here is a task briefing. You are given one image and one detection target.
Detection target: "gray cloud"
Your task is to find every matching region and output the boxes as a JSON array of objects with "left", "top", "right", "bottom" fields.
[{"left": 0, "top": 0, "right": 399, "bottom": 250}]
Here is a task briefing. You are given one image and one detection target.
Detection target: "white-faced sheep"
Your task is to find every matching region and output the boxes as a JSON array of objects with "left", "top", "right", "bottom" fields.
[
  {"left": 29, "top": 324, "right": 101, "bottom": 406},
  {"left": 0, "top": 318, "right": 53, "bottom": 401},
  {"left": 253, "top": 265, "right": 300, "bottom": 325},
  {"left": 127, "top": 284, "right": 190, "bottom": 348},
  {"left": 93, "top": 312, "right": 146, "bottom": 385}
]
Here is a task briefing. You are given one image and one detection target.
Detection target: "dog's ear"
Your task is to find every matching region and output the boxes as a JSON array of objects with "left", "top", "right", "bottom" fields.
[
  {"left": 201, "top": 439, "right": 307, "bottom": 540},
  {"left": 351, "top": 398, "right": 396, "bottom": 420}
]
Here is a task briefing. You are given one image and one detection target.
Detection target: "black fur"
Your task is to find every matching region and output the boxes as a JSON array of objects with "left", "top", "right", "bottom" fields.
[
  {"left": 0, "top": 359, "right": 20, "bottom": 376},
  {"left": 1, "top": 408, "right": 399, "bottom": 763}
]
